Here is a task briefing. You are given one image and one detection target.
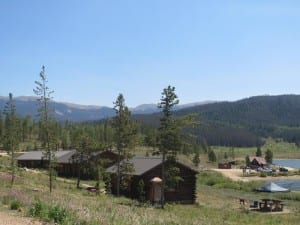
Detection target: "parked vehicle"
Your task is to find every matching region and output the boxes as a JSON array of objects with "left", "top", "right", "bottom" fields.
[
  {"left": 279, "top": 167, "right": 288, "bottom": 172},
  {"left": 257, "top": 167, "right": 273, "bottom": 173}
]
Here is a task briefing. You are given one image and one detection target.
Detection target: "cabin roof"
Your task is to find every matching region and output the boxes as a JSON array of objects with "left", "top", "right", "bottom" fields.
[
  {"left": 106, "top": 156, "right": 198, "bottom": 176},
  {"left": 16, "top": 150, "right": 77, "bottom": 163},
  {"left": 249, "top": 156, "right": 267, "bottom": 165}
]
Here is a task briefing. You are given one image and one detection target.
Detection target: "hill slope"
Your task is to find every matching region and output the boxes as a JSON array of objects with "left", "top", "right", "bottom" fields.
[
  {"left": 1, "top": 95, "right": 300, "bottom": 146},
  {"left": 134, "top": 95, "right": 300, "bottom": 146}
]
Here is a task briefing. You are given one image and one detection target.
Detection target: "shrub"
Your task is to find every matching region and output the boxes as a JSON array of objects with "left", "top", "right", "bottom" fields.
[
  {"left": 10, "top": 199, "right": 23, "bottom": 210},
  {"left": 28, "top": 199, "right": 72, "bottom": 224},
  {"left": 28, "top": 199, "right": 48, "bottom": 220},
  {"left": 259, "top": 172, "right": 267, "bottom": 177},
  {"left": 48, "top": 205, "right": 69, "bottom": 223}
]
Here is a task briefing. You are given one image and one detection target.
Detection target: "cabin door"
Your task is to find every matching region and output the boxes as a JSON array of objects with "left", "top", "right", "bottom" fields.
[{"left": 150, "top": 181, "right": 162, "bottom": 202}]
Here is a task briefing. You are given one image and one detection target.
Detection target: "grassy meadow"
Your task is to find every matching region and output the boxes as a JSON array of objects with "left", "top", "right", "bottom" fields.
[
  {"left": 1, "top": 150, "right": 300, "bottom": 225},
  {"left": 211, "top": 138, "right": 300, "bottom": 160}
]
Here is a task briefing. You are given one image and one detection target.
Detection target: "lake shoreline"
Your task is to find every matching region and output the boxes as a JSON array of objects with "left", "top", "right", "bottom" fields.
[{"left": 212, "top": 168, "right": 300, "bottom": 183}]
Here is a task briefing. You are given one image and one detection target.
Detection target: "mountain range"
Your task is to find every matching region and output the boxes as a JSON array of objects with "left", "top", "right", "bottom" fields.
[{"left": 0, "top": 96, "right": 214, "bottom": 121}]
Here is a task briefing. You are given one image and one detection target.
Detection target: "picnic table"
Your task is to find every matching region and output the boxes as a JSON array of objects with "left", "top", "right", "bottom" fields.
[{"left": 259, "top": 199, "right": 284, "bottom": 212}]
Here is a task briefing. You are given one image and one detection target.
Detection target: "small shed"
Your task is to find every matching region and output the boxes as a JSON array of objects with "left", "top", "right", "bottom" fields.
[
  {"left": 106, "top": 156, "right": 198, "bottom": 204},
  {"left": 249, "top": 157, "right": 267, "bottom": 169}
]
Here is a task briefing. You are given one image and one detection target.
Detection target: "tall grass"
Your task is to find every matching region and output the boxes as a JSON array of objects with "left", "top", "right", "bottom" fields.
[
  {"left": 1, "top": 154, "right": 300, "bottom": 224},
  {"left": 197, "top": 171, "right": 261, "bottom": 192}
]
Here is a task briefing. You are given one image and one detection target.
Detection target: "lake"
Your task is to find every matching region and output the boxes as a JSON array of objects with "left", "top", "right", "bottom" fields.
[
  {"left": 273, "top": 159, "right": 300, "bottom": 169},
  {"left": 273, "top": 180, "right": 300, "bottom": 191},
  {"left": 272, "top": 159, "right": 300, "bottom": 191}
]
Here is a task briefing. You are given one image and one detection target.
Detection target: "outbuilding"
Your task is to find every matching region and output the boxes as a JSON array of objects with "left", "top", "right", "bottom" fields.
[{"left": 249, "top": 156, "right": 267, "bottom": 169}]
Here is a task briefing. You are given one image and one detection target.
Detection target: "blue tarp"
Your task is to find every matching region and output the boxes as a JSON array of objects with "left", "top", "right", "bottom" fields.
[{"left": 257, "top": 182, "right": 290, "bottom": 192}]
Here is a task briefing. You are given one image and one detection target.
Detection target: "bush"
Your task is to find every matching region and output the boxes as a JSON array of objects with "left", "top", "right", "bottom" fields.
[
  {"left": 28, "top": 199, "right": 71, "bottom": 224},
  {"left": 259, "top": 172, "right": 267, "bottom": 177},
  {"left": 10, "top": 199, "right": 23, "bottom": 210},
  {"left": 48, "top": 205, "right": 69, "bottom": 223},
  {"left": 28, "top": 199, "right": 48, "bottom": 220}
]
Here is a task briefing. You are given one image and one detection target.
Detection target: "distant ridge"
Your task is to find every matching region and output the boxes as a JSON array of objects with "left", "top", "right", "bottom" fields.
[{"left": 0, "top": 95, "right": 215, "bottom": 121}]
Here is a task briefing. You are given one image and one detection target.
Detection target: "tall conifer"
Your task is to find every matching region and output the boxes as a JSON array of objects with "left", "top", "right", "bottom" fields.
[
  {"left": 112, "top": 94, "right": 136, "bottom": 196},
  {"left": 33, "top": 66, "right": 56, "bottom": 193},
  {"left": 3, "top": 93, "right": 19, "bottom": 187}
]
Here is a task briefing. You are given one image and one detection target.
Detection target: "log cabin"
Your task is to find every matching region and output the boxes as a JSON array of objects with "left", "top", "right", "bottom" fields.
[{"left": 106, "top": 156, "right": 198, "bottom": 204}]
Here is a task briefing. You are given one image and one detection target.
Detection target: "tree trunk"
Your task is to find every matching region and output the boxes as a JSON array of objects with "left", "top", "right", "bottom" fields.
[
  {"left": 116, "top": 148, "right": 121, "bottom": 197},
  {"left": 161, "top": 151, "right": 166, "bottom": 209},
  {"left": 10, "top": 146, "right": 15, "bottom": 187},
  {"left": 77, "top": 152, "right": 82, "bottom": 189}
]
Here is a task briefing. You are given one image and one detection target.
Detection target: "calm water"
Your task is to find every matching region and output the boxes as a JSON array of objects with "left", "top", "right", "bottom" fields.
[
  {"left": 273, "top": 180, "right": 300, "bottom": 191},
  {"left": 273, "top": 159, "right": 300, "bottom": 169},
  {"left": 272, "top": 159, "right": 300, "bottom": 191}
]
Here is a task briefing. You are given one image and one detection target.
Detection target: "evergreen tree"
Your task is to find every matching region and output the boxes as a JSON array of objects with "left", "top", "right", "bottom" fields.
[
  {"left": 157, "top": 85, "right": 180, "bottom": 208},
  {"left": 33, "top": 66, "right": 56, "bottom": 193},
  {"left": 192, "top": 150, "right": 200, "bottom": 167},
  {"left": 112, "top": 94, "right": 136, "bottom": 196},
  {"left": 256, "top": 146, "right": 262, "bottom": 157},
  {"left": 75, "top": 134, "right": 92, "bottom": 189},
  {"left": 245, "top": 155, "right": 250, "bottom": 167},
  {"left": 61, "top": 129, "right": 71, "bottom": 149},
  {"left": 103, "top": 121, "right": 114, "bottom": 150},
  {"left": 3, "top": 93, "right": 19, "bottom": 187},
  {"left": 93, "top": 157, "right": 110, "bottom": 192},
  {"left": 224, "top": 152, "right": 228, "bottom": 160},
  {"left": 265, "top": 149, "right": 273, "bottom": 164},
  {"left": 229, "top": 147, "right": 235, "bottom": 159},
  {"left": 208, "top": 149, "right": 217, "bottom": 162}
]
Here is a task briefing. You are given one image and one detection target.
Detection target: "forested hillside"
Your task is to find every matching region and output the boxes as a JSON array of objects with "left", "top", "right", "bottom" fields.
[
  {"left": 134, "top": 95, "right": 300, "bottom": 147},
  {"left": 1, "top": 95, "right": 300, "bottom": 150}
]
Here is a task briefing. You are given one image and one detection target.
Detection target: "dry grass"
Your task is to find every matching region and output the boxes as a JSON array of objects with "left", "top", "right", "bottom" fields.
[{"left": 1, "top": 151, "right": 300, "bottom": 225}]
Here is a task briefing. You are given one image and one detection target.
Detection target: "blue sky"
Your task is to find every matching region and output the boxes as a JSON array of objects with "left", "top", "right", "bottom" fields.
[{"left": 1, "top": 1, "right": 300, "bottom": 107}]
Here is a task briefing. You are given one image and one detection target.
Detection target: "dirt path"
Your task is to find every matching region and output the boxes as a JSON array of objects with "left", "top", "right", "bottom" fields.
[
  {"left": 0, "top": 212, "right": 44, "bottom": 225},
  {"left": 212, "top": 168, "right": 300, "bottom": 182}
]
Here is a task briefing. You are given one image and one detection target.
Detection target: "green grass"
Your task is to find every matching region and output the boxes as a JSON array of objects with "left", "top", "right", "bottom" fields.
[
  {"left": 0, "top": 169, "right": 299, "bottom": 224},
  {"left": 212, "top": 138, "right": 300, "bottom": 161},
  {"left": 1, "top": 147, "right": 300, "bottom": 225}
]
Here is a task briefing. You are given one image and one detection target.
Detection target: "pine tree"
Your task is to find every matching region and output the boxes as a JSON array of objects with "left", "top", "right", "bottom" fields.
[
  {"left": 256, "top": 146, "right": 262, "bottom": 157},
  {"left": 208, "top": 149, "right": 217, "bottom": 162},
  {"left": 265, "top": 149, "right": 273, "bottom": 164},
  {"left": 75, "top": 134, "right": 92, "bottom": 189},
  {"left": 245, "top": 155, "right": 250, "bottom": 167},
  {"left": 112, "top": 94, "right": 136, "bottom": 196},
  {"left": 103, "top": 121, "right": 114, "bottom": 150},
  {"left": 193, "top": 150, "right": 200, "bottom": 167},
  {"left": 33, "top": 66, "right": 56, "bottom": 193},
  {"left": 158, "top": 85, "right": 180, "bottom": 208},
  {"left": 3, "top": 93, "right": 19, "bottom": 187}
]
